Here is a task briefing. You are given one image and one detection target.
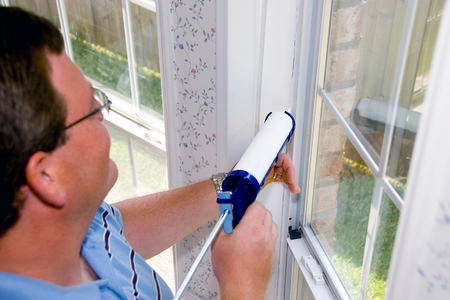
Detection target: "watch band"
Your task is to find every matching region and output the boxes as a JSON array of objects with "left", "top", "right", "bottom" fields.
[{"left": 210, "top": 172, "right": 228, "bottom": 194}]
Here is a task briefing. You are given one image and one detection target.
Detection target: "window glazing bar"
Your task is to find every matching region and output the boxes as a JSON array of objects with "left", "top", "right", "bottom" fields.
[
  {"left": 347, "top": 120, "right": 380, "bottom": 165},
  {"left": 87, "top": 77, "right": 165, "bottom": 134},
  {"left": 127, "top": 137, "right": 139, "bottom": 196},
  {"left": 378, "top": 0, "right": 419, "bottom": 178},
  {"left": 358, "top": 179, "right": 384, "bottom": 300},
  {"left": 56, "top": 0, "right": 74, "bottom": 61},
  {"left": 319, "top": 89, "right": 380, "bottom": 176},
  {"left": 129, "top": 0, "right": 156, "bottom": 13},
  {"left": 104, "top": 117, "right": 166, "bottom": 157},
  {"left": 381, "top": 177, "right": 404, "bottom": 211},
  {"left": 121, "top": 0, "right": 140, "bottom": 111},
  {"left": 358, "top": 0, "right": 419, "bottom": 296}
]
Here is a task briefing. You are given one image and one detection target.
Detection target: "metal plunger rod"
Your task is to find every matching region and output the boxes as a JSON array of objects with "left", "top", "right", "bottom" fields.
[{"left": 173, "top": 209, "right": 230, "bottom": 300}]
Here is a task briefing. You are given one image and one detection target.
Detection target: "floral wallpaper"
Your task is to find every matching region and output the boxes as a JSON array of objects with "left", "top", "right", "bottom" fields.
[
  {"left": 170, "top": 0, "right": 217, "bottom": 184},
  {"left": 168, "top": 0, "right": 219, "bottom": 298}
]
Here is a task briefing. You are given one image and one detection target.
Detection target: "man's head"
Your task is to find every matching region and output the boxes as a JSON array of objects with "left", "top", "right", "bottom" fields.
[
  {"left": 0, "top": 7, "right": 67, "bottom": 236},
  {"left": 0, "top": 7, "right": 117, "bottom": 237}
]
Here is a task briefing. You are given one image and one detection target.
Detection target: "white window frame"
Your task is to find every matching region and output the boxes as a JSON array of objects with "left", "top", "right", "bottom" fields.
[
  {"left": 2, "top": 0, "right": 167, "bottom": 159},
  {"left": 53, "top": 0, "right": 166, "bottom": 163},
  {"left": 286, "top": 0, "right": 444, "bottom": 299}
]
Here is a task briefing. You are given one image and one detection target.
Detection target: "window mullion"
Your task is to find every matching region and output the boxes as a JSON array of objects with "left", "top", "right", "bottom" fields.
[
  {"left": 129, "top": 0, "right": 156, "bottom": 12},
  {"left": 358, "top": 180, "right": 384, "bottom": 300},
  {"left": 121, "top": 0, "right": 140, "bottom": 112},
  {"left": 320, "top": 89, "right": 380, "bottom": 176},
  {"left": 381, "top": 177, "right": 404, "bottom": 211},
  {"left": 127, "top": 137, "right": 138, "bottom": 197},
  {"left": 56, "top": 0, "right": 74, "bottom": 61},
  {"left": 378, "top": 0, "right": 419, "bottom": 178}
]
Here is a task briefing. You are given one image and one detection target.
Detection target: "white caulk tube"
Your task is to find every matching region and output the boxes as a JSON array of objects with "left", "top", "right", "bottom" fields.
[
  {"left": 234, "top": 111, "right": 295, "bottom": 184},
  {"left": 220, "top": 111, "right": 295, "bottom": 233}
]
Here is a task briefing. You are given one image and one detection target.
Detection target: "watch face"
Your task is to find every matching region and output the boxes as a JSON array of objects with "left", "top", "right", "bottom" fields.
[{"left": 212, "top": 173, "right": 228, "bottom": 193}]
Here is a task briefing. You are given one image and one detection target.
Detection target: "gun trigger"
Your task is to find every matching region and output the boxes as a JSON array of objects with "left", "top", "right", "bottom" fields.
[{"left": 217, "top": 191, "right": 234, "bottom": 234}]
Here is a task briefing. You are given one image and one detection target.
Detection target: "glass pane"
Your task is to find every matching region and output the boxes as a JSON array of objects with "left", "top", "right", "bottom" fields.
[
  {"left": 387, "top": 0, "right": 445, "bottom": 187},
  {"left": 66, "top": 0, "right": 132, "bottom": 104},
  {"left": 310, "top": 104, "right": 375, "bottom": 298},
  {"left": 10, "top": 0, "right": 60, "bottom": 27},
  {"left": 324, "top": 0, "right": 422, "bottom": 171},
  {"left": 325, "top": 0, "right": 445, "bottom": 191},
  {"left": 104, "top": 125, "right": 135, "bottom": 203},
  {"left": 366, "top": 192, "right": 400, "bottom": 299},
  {"left": 130, "top": 3, "right": 163, "bottom": 118},
  {"left": 132, "top": 139, "right": 167, "bottom": 196}
]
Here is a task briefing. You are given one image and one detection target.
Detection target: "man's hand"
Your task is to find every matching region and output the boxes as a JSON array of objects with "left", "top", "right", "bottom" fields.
[
  {"left": 264, "top": 153, "right": 301, "bottom": 194},
  {"left": 211, "top": 201, "right": 278, "bottom": 300}
]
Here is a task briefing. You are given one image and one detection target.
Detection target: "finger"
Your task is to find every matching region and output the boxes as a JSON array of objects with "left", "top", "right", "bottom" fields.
[
  {"left": 276, "top": 154, "right": 301, "bottom": 194},
  {"left": 275, "top": 154, "right": 294, "bottom": 183},
  {"left": 271, "top": 221, "right": 279, "bottom": 242},
  {"left": 272, "top": 166, "right": 285, "bottom": 182},
  {"left": 240, "top": 201, "right": 266, "bottom": 225},
  {"left": 262, "top": 208, "right": 273, "bottom": 229}
]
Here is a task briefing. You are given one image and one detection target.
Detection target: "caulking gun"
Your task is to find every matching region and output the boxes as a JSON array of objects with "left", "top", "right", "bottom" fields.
[{"left": 173, "top": 111, "right": 295, "bottom": 300}]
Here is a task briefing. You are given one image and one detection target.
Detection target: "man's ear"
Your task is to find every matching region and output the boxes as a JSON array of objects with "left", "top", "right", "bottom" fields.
[{"left": 25, "top": 151, "right": 66, "bottom": 208}]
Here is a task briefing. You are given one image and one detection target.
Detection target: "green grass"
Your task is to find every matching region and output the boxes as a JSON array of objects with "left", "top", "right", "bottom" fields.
[
  {"left": 71, "top": 34, "right": 163, "bottom": 115},
  {"left": 105, "top": 125, "right": 167, "bottom": 203},
  {"left": 332, "top": 162, "right": 401, "bottom": 299}
]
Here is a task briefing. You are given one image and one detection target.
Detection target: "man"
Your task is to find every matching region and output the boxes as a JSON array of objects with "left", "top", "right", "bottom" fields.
[{"left": 0, "top": 7, "right": 300, "bottom": 299}]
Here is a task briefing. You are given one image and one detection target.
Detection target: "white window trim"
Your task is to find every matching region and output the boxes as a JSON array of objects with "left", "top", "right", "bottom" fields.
[
  {"left": 385, "top": 0, "right": 450, "bottom": 298},
  {"left": 4, "top": 1, "right": 166, "bottom": 151}
]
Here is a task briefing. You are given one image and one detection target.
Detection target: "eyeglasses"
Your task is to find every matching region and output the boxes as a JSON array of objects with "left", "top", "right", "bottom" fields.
[{"left": 64, "top": 88, "right": 112, "bottom": 130}]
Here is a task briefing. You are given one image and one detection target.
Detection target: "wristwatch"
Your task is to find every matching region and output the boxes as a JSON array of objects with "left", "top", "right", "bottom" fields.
[{"left": 210, "top": 172, "right": 228, "bottom": 195}]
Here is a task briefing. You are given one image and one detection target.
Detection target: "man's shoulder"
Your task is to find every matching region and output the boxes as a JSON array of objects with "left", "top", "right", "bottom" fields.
[{"left": 90, "top": 202, "right": 124, "bottom": 229}]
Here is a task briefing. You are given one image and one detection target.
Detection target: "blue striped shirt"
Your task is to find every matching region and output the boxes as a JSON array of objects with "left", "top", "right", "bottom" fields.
[{"left": 0, "top": 202, "right": 174, "bottom": 300}]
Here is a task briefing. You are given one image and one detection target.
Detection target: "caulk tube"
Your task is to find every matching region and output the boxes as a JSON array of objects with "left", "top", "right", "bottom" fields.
[
  {"left": 221, "top": 111, "right": 295, "bottom": 230},
  {"left": 233, "top": 111, "right": 294, "bottom": 184}
]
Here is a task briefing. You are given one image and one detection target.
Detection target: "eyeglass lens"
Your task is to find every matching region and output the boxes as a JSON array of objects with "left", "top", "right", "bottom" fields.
[{"left": 94, "top": 89, "right": 111, "bottom": 116}]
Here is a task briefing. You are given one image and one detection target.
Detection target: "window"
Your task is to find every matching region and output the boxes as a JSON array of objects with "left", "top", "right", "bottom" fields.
[
  {"left": 5, "top": 0, "right": 173, "bottom": 292},
  {"left": 292, "top": 0, "right": 446, "bottom": 299}
]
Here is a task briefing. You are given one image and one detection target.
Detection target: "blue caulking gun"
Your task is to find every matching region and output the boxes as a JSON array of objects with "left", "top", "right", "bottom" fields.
[{"left": 173, "top": 111, "right": 295, "bottom": 300}]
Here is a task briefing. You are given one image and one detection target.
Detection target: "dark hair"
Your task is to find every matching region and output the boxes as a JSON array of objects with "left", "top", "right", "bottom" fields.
[{"left": 0, "top": 7, "right": 67, "bottom": 236}]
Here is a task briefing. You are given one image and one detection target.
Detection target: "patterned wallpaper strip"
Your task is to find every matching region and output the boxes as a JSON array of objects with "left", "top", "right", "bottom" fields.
[{"left": 169, "top": 0, "right": 220, "bottom": 298}]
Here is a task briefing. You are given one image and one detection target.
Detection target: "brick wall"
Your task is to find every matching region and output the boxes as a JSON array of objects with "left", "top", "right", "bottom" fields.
[{"left": 312, "top": 0, "right": 365, "bottom": 257}]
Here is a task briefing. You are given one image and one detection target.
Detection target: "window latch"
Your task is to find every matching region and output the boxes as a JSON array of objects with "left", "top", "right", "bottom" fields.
[{"left": 301, "top": 255, "right": 325, "bottom": 285}]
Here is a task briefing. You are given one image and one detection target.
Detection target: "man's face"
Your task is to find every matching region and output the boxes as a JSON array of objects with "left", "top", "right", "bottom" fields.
[{"left": 47, "top": 52, "right": 118, "bottom": 214}]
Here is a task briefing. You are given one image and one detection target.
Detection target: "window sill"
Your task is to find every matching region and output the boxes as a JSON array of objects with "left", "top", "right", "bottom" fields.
[
  {"left": 287, "top": 237, "right": 335, "bottom": 300},
  {"left": 105, "top": 110, "right": 166, "bottom": 157}
]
